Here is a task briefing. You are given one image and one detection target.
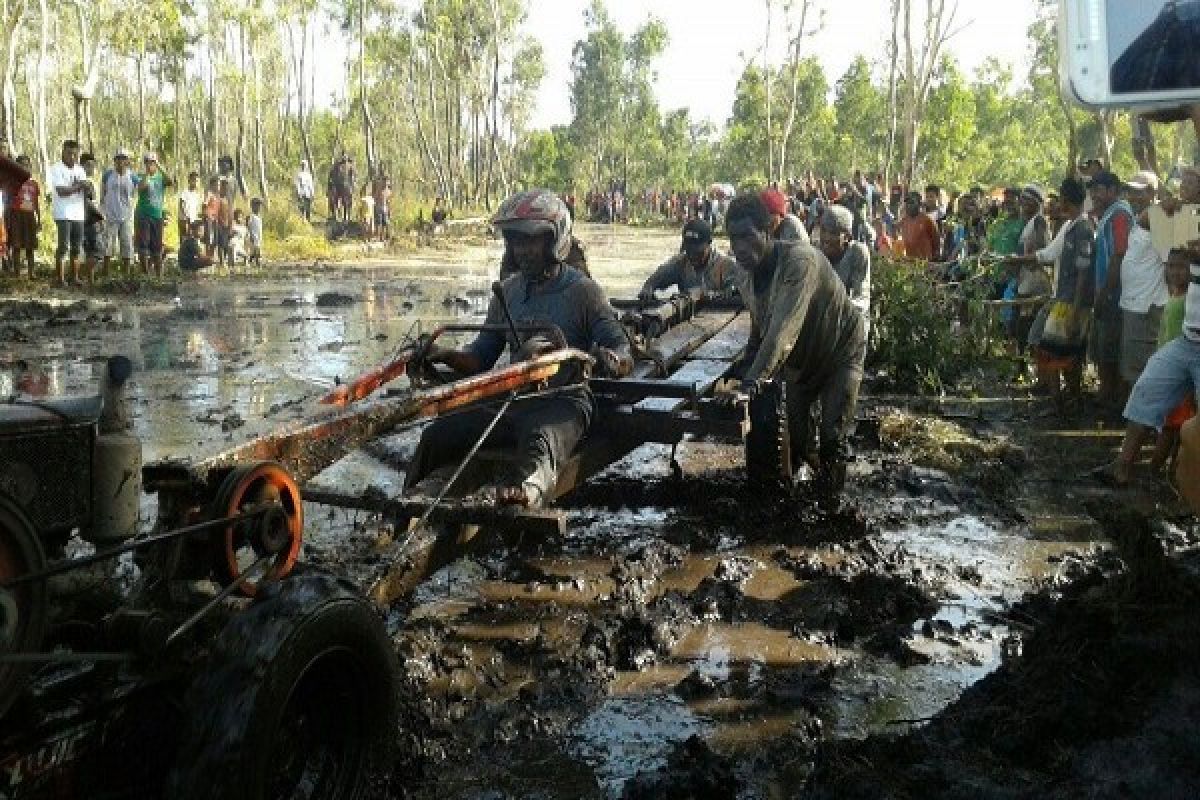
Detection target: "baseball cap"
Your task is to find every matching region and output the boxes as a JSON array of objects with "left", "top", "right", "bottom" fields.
[
  {"left": 114, "top": 148, "right": 131, "bottom": 159},
  {"left": 143, "top": 151, "right": 158, "bottom": 163},
  {"left": 682, "top": 218, "right": 713, "bottom": 248},
  {"left": 1020, "top": 184, "right": 1045, "bottom": 205},
  {"left": 760, "top": 188, "right": 788, "bottom": 216},
  {"left": 1088, "top": 170, "right": 1121, "bottom": 189},
  {"left": 1125, "top": 170, "right": 1160, "bottom": 191}
]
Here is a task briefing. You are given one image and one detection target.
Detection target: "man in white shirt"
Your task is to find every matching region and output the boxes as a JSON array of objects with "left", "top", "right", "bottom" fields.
[
  {"left": 101, "top": 149, "right": 135, "bottom": 273},
  {"left": 177, "top": 171, "right": 203, "bottom": 246},
  {"left": 1119, "top": 171, "right": 1170, "bottom": 385},
  {"left": 295, "top": 160, "right": 314, "bottom": 222},
  {"left": 48, "top": 139, "right": 87, "bottom": 285}
]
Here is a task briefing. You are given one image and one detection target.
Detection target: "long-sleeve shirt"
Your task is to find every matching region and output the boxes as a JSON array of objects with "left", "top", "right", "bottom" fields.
[
  {"left": 734, "top": 241, "right": 866, "bottom": 388},
  {"left": 469, "top": 267, "right": 630, "bottom": 410},
  {"left": 295, "top": 169, "right": 314, "bottom": 199},
  {"left": 640, "top": 249, "right": 738, "bottom": 296},
  {"left": 776, "top": 214, "right": 810, "bottom": 244},
  {"left": 832, "top": 242, "right": 872, "bottom": 324}
]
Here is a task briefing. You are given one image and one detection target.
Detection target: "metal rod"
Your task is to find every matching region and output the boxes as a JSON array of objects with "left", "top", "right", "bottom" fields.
[
  {"left": 164, "top": 554, "right": 272, "bottom": 648},
  {"left": 1, "top": 506, "right": 274, "bottom": 589},
  {"left": 411, "top": 392, "right": 515, "bottom": 533},
  {"left": 491, "top": 281, "right": 523, "bottom": 354},
  {"left": 382, "top": 382, "right": 587, "bottom": 434}
]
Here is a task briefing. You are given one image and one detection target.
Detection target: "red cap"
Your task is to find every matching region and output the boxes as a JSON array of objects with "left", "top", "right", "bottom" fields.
[{"left": 761, "top": 188, "right": 788, "bottom": 216}]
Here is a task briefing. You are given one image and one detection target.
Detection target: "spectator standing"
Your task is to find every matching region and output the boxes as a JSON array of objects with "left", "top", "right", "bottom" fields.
[
  {"left": 1119, "top": 170, "right": 1169, "bottom": 387},
  {"left": 79, "top": 153, "right": 106, "bottom": 286},
  {"left": 343, "top": 157, "right": 358, "bottom": 222},
  {"left": 987, "top": 188, "right": 1025, "bottom": 257},
  {"left": 375, "top": 178, "right": 392, "bottom": 240},
  {"left": 48, "top": 139, "right": 87, "bottom": 286},
  {"left": 247, "top": 198, "right": 263, "bottom": 268},
  {"left": 1096, "top": 241, "right": 1200, "bottom": 487},
  {"left": 9, "top": 154, "right": 39, "bottom": 278},
  {"left": 133, "top": 152, "right": 169, "bottom": 277},
  {"left": 1148, "top": 249, "right": 1195, "bottom": 471},
  {"left": 203, "top": 177, "right": 220, "bottom": 258},
  {"left": 294, "top": 160, "right": 314, "bottom": 222},
  {"left": 1089, "top": 170, "right": 1134, "bottom": 410},
  {"left": 1012, "top": 177, "right": 1096, "bottom": 416},
  {"left": 359, "top": 185, "right": 375, "bottom": 239},
  {"left": 229, "top": 209, "right": 248, "bottom": 265},
  {"left": 101, "top": 149, "right": 135, "bottom": 274},
  {"left": 898, "top": 191, "right": 939, "bottom": 262},
  {"left": 177, "top": 171, "right": 203, "bottom": 246},
  {"left": 216, "top": 178, "right": 233, "bottom": 266}
]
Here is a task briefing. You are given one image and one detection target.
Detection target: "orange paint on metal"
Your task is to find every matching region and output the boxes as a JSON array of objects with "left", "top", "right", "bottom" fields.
[{"left": 218, "top": 463, "right": 303, "bottom": 596}]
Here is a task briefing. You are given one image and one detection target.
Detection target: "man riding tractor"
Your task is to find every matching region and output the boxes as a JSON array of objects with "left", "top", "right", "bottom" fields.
[
  {"left": 638, "top": 217, "right": 738, "bottom": 301},
  {"left": 407, "top": 189, "right": 632, "bottom": 509}
]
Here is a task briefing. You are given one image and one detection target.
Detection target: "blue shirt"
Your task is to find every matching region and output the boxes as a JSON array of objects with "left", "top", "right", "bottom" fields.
[{"left": 469, "top": 266, "right": 626, "bottom": 368}]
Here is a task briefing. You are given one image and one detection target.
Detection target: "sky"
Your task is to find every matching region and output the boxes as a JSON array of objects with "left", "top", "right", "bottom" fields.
[{"left": 525, "top": 0, "right": 1044, "bottom": 130}]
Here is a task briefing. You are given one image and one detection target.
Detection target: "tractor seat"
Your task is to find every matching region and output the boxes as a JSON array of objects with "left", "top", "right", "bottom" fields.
[{"left": 0, "top": 395, "right": 104, "bottom": 433}]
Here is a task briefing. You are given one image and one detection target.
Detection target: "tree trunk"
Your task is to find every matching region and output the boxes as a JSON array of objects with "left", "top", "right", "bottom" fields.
[
  {"left": 1095, "top": 110, "right": 1117, "bottom": 166},
  {"left": 234, "top": 23, "right": 249, "bottom": 199},
  {"left": 0, "top": 0, "right": 25, "bottom": 146},
  {"left": 33, "top": 0, "right": 49, "bottom": 173},
  {"left": 884, "top": 0, "right": 900, "bottom": 189},
  {"left": 252, "top": 34, "right": 268, "bottom": 204},
  {"left": 778, "top": 0, "right": 812, "bottom": 182},
  {"left": 136, "top": 50, "right": 146, "bottom": 148},
  {"left": 764, "top": 0, "right": 774, "bottom": 183},
  {"left": 358, "top": 0, "right": 377, "bottom": 177}
]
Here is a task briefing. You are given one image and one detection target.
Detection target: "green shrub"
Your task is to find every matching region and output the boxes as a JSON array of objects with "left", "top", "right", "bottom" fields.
[{"left": 868, "top": 255, "right": 998, "bottom": 394}]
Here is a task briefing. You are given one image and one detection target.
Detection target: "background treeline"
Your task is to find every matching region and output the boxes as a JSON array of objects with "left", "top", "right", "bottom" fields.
[{"left": 1, "top": 0, "right": 1192, "bottom": 220}]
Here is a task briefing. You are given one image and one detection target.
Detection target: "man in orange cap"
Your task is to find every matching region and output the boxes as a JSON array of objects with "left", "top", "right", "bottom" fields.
[{"left": 761, "top": 187, "right": 809, "bottom": 244}]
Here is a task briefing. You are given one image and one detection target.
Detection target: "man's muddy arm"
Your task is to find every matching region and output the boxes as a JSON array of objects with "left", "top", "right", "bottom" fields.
[{"left": 742, "top": 269, "right": 810, "bottom": 383}]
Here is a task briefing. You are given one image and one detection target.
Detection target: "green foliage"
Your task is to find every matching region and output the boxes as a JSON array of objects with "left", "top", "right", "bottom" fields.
[{"left": 868, "top": 256, "right": 997, "bottom": 394}]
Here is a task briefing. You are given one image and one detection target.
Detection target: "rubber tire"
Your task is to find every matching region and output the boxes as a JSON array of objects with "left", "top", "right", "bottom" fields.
[
  {"left": 0, "top": 494, "right": 47, "bottom": 717},
  {"left": 165, "top": 573, "right": 399, "bottom": 800},
  {"left": 745, "top": 380, "right": 793, "bottom": 491}
]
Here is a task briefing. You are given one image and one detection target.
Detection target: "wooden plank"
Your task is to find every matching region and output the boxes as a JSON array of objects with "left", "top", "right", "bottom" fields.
[
  {"left": 635, "top": 359, "right": 735, "bottom": 412},
  {"left": 690, "top": 312, "right": 752, "bottom": 361},
  {"left": 630, "top": 310, "right": 738, "bottom": 379}
]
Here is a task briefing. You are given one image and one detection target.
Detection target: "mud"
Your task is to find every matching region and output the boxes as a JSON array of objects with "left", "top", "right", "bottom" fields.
[{"left": 4, "top": 223, "right": 1196, "bottom": 797}]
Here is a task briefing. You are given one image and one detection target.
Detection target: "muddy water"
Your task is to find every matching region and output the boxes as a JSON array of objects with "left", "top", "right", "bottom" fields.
[{"left": 0, "top": 224, "right": 1107, "bottom": 796}]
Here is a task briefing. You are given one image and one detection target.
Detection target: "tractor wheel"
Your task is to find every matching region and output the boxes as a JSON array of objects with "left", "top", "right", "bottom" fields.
[
  {"left": 165, "top": 573, "right": 399, "bottom": 800},
  {"left": 210, "top": 462, "right": 304, "bottom": 596},
  {"left": 745, "top": 380, "right": 793, "bottom": 491},
  {"left": 0, "top": 494, "right": 47, "bottom": 717}
]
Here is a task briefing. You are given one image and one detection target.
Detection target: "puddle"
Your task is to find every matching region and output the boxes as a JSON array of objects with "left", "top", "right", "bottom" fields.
[{"left": 572, "top": 694, "right": 710, "bottom": 796}]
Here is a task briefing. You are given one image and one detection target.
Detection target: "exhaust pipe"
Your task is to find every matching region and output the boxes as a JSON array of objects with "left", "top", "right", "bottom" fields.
[{"left": 89, "top": 357, "right": 141, "bottom": 544}]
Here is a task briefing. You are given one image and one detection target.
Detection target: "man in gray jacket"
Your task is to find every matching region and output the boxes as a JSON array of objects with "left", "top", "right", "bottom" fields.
[
  {"left": 639, "top": 218, "right": 737, "bottom": 300},
  {"left": 725, "top": 191, "right": 866, "bottom": 504}
]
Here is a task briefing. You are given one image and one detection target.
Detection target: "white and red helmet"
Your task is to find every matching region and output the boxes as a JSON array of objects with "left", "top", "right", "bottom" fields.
[{"left": 492, "top": 189, "right": 573, "bottom": 263}]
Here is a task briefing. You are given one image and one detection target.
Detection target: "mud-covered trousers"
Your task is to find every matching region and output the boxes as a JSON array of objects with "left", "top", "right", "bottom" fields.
[
  {"left": 405, "top": 393, "right": 591, "bottom": 505},
  {"left": 784, "top": 334, "right": 866, "bottom": 467}
]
